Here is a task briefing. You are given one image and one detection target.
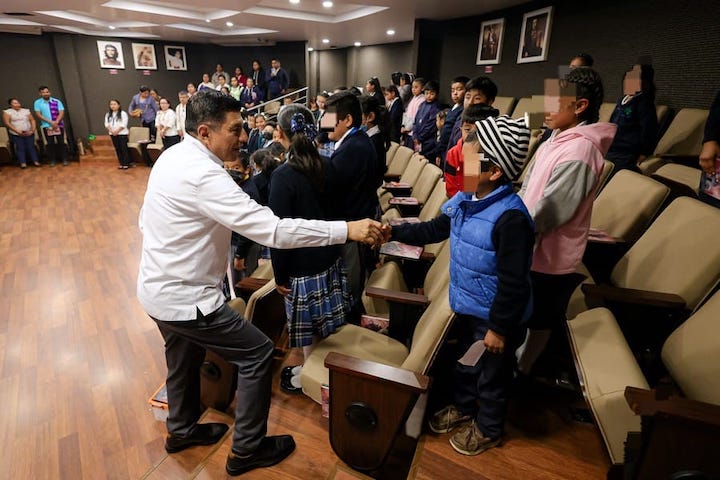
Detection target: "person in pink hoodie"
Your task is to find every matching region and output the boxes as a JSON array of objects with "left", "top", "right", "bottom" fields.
[{"left": 516, "top": 67, "right": 617, "bottom": 375}]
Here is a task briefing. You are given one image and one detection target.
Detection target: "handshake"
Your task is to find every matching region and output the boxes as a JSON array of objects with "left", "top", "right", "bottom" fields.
[{"left": 346, "top": 219, "right": 392, "bottom": 248}]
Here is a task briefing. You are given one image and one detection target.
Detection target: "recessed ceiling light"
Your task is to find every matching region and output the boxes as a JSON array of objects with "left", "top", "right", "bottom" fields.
[
  {"left": 108, "top": 25, "right": 116, "bottom": 30},
  {"left": 354, "top": 41, "right": 361, "bottom": 47},
  {"left": 322, "top": 1, "right": 333, "bottom": 7},
  {"left": 386, "top": 29, "right": 395, "bottom": 35},
  {"left": 289, "top": 0, "right": 300, "bottom": 4},
  {"left": 322, "top": 38, "right": 330, "bottom": 44},
  {"left": 308, "top": 47, "right": 314, "bottom": 52},
  {"left": 205, "top": 19, "right": 211, "bottom": 23},
  {"left": 226, "top": 21, "right": 233, "bottom": 27}
]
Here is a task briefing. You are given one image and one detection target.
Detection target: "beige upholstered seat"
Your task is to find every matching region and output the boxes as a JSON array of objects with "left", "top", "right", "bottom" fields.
[
  {"left": 567, "top": 307, "right": 649, "bottom": 464},
  {"left": 0, "top": 127, "right": 11, "bottom": 163},
  {"left": 250, "top": 260, "right": 274, "bottom": 280},
  {"left": 566, "top": 262, "right": 594, "bottom": 320},
  {"left": 302, "top": 284, "right": 454, "bottom": 404},
  {"left": 510, "top": 97, "right": 534, "bottom": 118},
  {"left": 661, "top": 291, "right": 720, "bottom": 405},
  {"left": 379, "top": 154, "right": 428, "bottom": 212},
  {"left": 655, "top": 105, "right": 669, "bottom": 126},
  {"left": 595, "top": 160, "right": 615, "bottom": 194},
  {"left": 382, "top": 179, "right": 448, "bottom": 224},
  {"left": 492, "top": 96, "right": 516, "bottom": 116},
  {"left": 362, "top": 240, "right": 449, "bottom": 316},
  {"left": 591, "top": 170, "right": 670, "bottom": 244},
  {"left": 652, "top": 163, "right": 702, "bottom": 195},
  {"left": 598, "top": 102, "right": 616, "bottom": 123},
  {"left": 127, "top": 126, "right": 150, "bottom": 163},
  {"left": 609, "top": 197, "right": 720, "bottom": 312},
  {"left": 146, "top": 134, "right": 164, "bottom": 162},
  {"left": 638, "top": 108, "right": 709, "bottom": 175},
  {"left": 386, "top": 141, "right": 400, "bottom": 167},
  {"left": 384, "top": 145, "right": 413, "bottom": 179},
  {"left": 568, "top": 290, "right": 720, "bottom": 465},
  {"left": 410, "top": 163, "right": 442, "bottom": 205}
]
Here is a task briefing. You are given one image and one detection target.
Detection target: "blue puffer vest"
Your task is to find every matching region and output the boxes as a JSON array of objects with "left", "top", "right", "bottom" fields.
[{"left": 442, "top": 183, "right": 533, "bottom": 321}]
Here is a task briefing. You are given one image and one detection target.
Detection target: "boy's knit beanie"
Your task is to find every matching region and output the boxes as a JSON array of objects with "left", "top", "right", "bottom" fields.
[{"left": 474, "top": 114, "right": 531, "bottom": 181}]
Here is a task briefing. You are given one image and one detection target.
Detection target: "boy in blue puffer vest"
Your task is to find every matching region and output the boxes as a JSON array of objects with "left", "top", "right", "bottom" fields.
[{"left": 384, "top": 115, "right": 534, "bottom": 456}]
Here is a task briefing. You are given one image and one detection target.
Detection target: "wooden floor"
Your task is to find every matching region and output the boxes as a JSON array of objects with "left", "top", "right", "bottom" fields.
[{"left": 0, "top": 153, "right": 611, "bottom": 479}]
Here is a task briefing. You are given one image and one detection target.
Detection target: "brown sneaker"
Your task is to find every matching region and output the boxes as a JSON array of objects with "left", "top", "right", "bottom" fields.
[
  {"left": 428, "top": 405, "right": 473, "bottom": 433},
  {"left": 449, "top": 421, "right": 501, "bottom": 456}
]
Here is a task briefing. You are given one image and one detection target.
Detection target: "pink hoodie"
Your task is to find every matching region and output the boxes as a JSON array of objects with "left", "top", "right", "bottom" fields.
[{"left": 521, "top": 122, "right": 617, "bottom": 274}]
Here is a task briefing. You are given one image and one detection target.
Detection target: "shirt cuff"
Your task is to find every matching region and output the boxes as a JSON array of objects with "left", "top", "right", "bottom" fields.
[{"left": 329, "top": 221, "right": 348, "bottom": 244}]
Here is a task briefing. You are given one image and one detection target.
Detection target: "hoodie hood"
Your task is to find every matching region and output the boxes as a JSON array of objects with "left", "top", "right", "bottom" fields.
[{"left": 551, "top": 122, "right": 617, "bottom": 157}]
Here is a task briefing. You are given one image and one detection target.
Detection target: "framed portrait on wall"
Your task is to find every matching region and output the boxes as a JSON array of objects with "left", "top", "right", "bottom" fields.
[
  {"left": 164, "top": 45, "right": 187, "bottom": 71},
  {"left": 517, "top": 6, "right": 553, "bottom": 64},
  {"left": 476, "top": 18, "right": 505, "bottom": 65},
  {"left": 97, "top": 41, "right": 125, "bottom": 69},
  {"left": 132, "top": 43, "right": 157, "bottom": 70}
]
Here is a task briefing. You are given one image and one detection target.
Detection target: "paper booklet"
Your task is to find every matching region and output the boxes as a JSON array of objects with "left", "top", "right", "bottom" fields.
[
  {"left": 379, "top": 241, "right": 423, "bottom": 260},
  {"left": 701, "top": 157, "right": 720, "bottom": 200},
  {"left": 389, "top": 197, "right": 419, "bottom": 206}
]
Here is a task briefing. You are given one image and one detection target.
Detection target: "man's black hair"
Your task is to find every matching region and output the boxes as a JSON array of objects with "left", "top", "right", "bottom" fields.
[
  {"left": 185, "top": 90, "right": 242, "bottom": 135},
  {"left": 462, "top": 104, "right": 499, "bottom": 124}
]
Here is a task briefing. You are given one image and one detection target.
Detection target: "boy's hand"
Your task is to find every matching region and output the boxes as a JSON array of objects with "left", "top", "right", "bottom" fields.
[
  {"left": 347, "top": 219, "right": 384, "bottom": 247},
  {"left": 380, "top": 224, "right": 392, "bottom": 244},
  {"left": 699, "top": 141, "right": 719, "bottom": 174},
  {"left": 233, "top": 257, "right": 245, "bottom": 271},
  {"left": 484, "top": 329, "right": 506, "bottom": 354},
  {"left": 275, "top": 284, "right": 291, "bottom": 296}
]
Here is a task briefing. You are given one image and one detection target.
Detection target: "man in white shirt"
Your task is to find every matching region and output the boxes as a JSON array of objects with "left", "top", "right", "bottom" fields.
[{"left": 137, "top": 90, "right": 382, "bottom": 476}]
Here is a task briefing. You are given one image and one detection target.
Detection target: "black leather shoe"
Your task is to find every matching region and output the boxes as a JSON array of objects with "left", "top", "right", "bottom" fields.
[
  {"left": 280, "top": 374, "right": 303, "bottom": 394},
  {"left": 165, "top": 423, "right": 229, "bottom": 453},
  {"left": 226, "top": 435, "right": 296, "bottom": 476}
]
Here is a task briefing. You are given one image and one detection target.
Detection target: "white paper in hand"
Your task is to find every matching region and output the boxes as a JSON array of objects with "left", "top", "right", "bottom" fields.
[{"left": 458, "top": 340, "right": 486, "bottom": 367}]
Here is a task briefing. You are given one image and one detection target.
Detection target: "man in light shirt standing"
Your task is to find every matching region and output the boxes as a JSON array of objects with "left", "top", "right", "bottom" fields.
[{"left": 137, "top": 90, "right": 383, "bottom": 476}]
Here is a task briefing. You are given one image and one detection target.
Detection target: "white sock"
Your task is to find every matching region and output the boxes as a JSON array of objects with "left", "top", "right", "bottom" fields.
[
  {"left": 516, "top": 329, "right": 551, "bottom": 374},
  {"left": 290, "top": 365, "right": 302, "bottom": 376}
]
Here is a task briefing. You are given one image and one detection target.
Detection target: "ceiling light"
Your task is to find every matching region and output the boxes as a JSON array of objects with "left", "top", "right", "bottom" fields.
[
  {"left": 322, "top": 1, "right": 333, "bottom": 7},
  {"left": 205, "top": 19, "right": 211, "bottom": 23},
  {"left": 108, "top": 25, "right": 116, "bottom": 30},
  {"left": 354, "top": 41, "right": 361, "bottom": 47},
  {"left": 386, "top": 29, "right": 395, "bottom": 35},
  {"left": 322, "top": 38, "right": 329, "bottom": 44},
  {"left": 226, "top": 21, "right": 234, "bottom": 27},
  {"left": 289, "top": 0, "right": 300, "bottom": 4},
  {"left": 308, "top": 47, "right": 314, "bottom": 52}
]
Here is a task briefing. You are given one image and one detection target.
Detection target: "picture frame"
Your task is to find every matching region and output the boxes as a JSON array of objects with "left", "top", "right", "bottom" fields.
[
  {"left": 517, "top": 6, "right": 553, "bottom": 64},
  {"left": 132, "top": 43, "right": 157, "bottom": 70},
  {"left": 97, "top": 40, "right": 125, "bottom": 69},
  {"left": 164, "top": 45, "right": 187, "bottom": 71},
  {"left": 476, "top": 18, "right": 505, "bottom": 65}
]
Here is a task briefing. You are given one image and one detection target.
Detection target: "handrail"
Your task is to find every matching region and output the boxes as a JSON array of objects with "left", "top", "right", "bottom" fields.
[{"left": 245, "top": 87, "right": 309, "bottom": 120}]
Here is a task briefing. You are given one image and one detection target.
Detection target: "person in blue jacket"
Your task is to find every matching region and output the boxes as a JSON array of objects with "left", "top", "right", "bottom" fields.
[
  {"left": 412, "top": 80, "right": 442, "bottom": 157},
  {"left": 385, "top": 114, "right": 534, "bottom": 456}
]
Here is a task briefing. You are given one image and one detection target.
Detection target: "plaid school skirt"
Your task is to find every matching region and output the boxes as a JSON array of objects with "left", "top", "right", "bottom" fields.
[{"left": 285, "top": 257, "right": 351, "bottom": 348}]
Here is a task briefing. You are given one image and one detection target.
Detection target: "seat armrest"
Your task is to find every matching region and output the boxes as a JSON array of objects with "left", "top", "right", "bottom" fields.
[
  {"left": 325, "top": 352, "right": 429, "bottom": 394},
  {"left": 658, "top": 154, "right": 700, "bottom": 168},
  {"left": 582, "top": 284, "right": 686, "bottom": 310},
  {"left": 364, "top": 286, "right": 430, "bottom": 306},
  {"left": 236, "top": 277, "right": 271, "bottom": 294},
  {"left": 384, "top": 173, "right": 401, "bottom": 182},
  {"left": 625, "top": 386, "right": 720, "bottom": 428}
]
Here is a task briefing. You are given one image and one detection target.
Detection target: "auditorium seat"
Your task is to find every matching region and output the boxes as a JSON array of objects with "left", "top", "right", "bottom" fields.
[
  {"left": 386, "top": 141, "right": 400, "bottom": 166},
  {"left": 382, "top": 176, "right": 448, "bottom": 224},
  {"left": 127, "top": 126, "right": 150, "bottom": 164},
  {"left": 598, "top": 102, "right": 615, "bottom": 123},
  {"left": 382, "top": 163, "right": 442, "bottom": 216},
  {"left": 651, "top": 162, "right": 703, "bottom": 197},
  {"left": 637, "top": 108, "right": 708, "bottom": 175},
  {"left": 0, "top": 127, "right": 11, "bottom": 164},
  {"left": 567, "top": 289, "right": 720, "bottom": 465},
  {"left": 595, "top": 160, "right": 615, "bottom": 194},
  {"left": 379, "top": 154, "right": 427, "bottom": 212},
  {"left": 492, "top": 96, "right": 516, "bottom": 116},
  {"left": 146, "top": 135, "right": 164, "bottom": 162},
  {"left": 383, "top": 145, "right": 413, "bottom": 181}
]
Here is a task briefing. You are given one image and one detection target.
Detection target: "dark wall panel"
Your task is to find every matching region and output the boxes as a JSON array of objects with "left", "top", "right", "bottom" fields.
[{"left": 417, "top": 0, "right": 720, "bottom": 111}]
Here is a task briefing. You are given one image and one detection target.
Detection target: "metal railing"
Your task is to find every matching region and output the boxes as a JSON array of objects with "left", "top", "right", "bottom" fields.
[{"left": 244, "top": 87, "right": 309, "bottom": 121}]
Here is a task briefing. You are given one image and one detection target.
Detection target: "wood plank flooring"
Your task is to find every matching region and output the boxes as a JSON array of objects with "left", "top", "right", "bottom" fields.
[{"left": 0, "top": 157, "right": 611, "bottom": 479}]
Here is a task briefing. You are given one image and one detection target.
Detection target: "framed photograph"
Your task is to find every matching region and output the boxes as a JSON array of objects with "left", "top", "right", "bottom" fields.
[
  {"left": 132, "top": 43, "right": 157, "bottom": 70},
  {"left": 517, "top": 6, "right": 553, "bottom": 64},
  {"left": 97, "top": 40, "right": 125, "bottom": 69},
  {"left": 476, "top": 18, "right": 505, "bottom": 65},
  {"left": 164, "top": 45, "right": 187, "bottom": 71}
]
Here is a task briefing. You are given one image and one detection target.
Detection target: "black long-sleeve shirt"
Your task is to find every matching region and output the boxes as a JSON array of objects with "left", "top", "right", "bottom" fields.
[
  {"left": 704, "top": 90, "right": 720, "bottom": 144},
  {"left": 391, "top": 209, "right": 534, "bottom": 336}
]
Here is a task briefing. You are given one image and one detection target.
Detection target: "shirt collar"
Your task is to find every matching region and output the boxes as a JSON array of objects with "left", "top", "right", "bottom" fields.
[
  {"left": 333, "top": 127, "right": 356, "bottom": 150},
  {"left": 184, "top": 132, "right": 224, "bottom": 166},
  {"left": 366, "top": 125, "right": 380, "bottom": 137}
]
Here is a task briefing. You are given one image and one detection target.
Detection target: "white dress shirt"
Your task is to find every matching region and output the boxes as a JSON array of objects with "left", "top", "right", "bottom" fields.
[
  {"left": 175, "top": 103, "right": 186, "bottom": 135},
  {"left": 137, "top": 133, "right": 348, "bottom": 321},
  {"left": 104, "top": 111, "right": 129, "bottom": 135},
  {"left": 155, "top": 109, "right": 178, "bottom": 136}
]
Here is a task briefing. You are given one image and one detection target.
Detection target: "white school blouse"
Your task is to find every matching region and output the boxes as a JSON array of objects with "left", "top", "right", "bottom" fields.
[
  {"left": 104, "top": 111, "right": 129, "bottom": 135},
  {"left": 155, "top": 109, "right": 179, "bottom": 136}
]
